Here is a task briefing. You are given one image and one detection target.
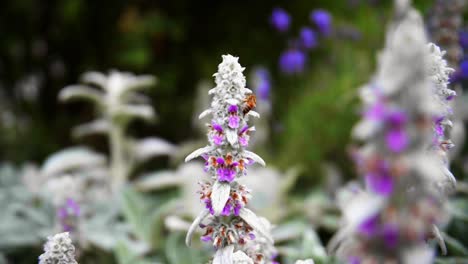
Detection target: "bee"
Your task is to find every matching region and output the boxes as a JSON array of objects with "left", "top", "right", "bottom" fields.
[{"left": 242, "top": 94, "right": 257, "bottom": 115}]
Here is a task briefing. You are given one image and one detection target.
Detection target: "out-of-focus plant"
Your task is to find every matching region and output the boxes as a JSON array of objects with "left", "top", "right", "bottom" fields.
[
  {"left": 183, "top": 54, "right": 278, "bottom": 263},
  {"left": 329, "top": 1, "right": 459, "bottom": 263},
  {"left": 59, "top": 70, "right": 176, "bottom": 192}
]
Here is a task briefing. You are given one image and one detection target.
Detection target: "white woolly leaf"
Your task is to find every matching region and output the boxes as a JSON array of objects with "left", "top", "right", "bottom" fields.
[
  {"left": 241, "top": 88, "right": 252, "bottom": 94},
  {"left": 115, "top": 104, "right": 155, "bottom": 122},
  {"left": 239, "top": 208, "right": 273, "bottom": 244},
  {"left": 72, "top": 119, "right": 109, "bottom": 138},
  {"left": 232, "top": 251, "right": 254, "bottom": 264},
  {"left": 59, "top": 85, "right": 104, "bottom": 105},
  {"left": 226, "top": 129, "right": 238, "bottom": 146},
  {"left": 213, "top": 245, "right": 234, "bottom": 264},
  {"left": 41, "top": 147, "right": 106, "bottom": 176},
  {"left": 198, "top": 109, "right": 212, "bottom": 119},
  {"left": 211, "top": 181, "right": 231, "bottom": 215},
  {"left": 81, "top": 71, "right": 108, "bottom": 88},
  {"left": 134, "top": 170, "right": 181, "bottom": 191},
  {"left": 243, "top": 150, "right": 266, "bottom": 166},
  {"left": 209, "top": 88, "right": 217, "bottom": 94},
  {"left": 133, "top": 137, "right": 176, "bottom": 162},
  {"left": 247, "top": 110, "right": 260, "bottom": 118},
  {"left": 186, "top": 209, "right": 209, "bottom": 247},
  {"left": 185, "top": 146, "right": 212, "bottom": 162},
  {"left": 295, "top": 260, "right": 315, "bottom": 264}
]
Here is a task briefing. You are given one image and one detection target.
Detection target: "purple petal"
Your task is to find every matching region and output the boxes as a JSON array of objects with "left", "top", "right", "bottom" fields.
[
  {"left": 386, "top": 129, "right": 409, "bottom": 153},
  {"left": 365, "top": 101, "right": 386, "bottom": 121},
  {"left": 386, "top": 111, "right": 407, "bottom": 127},
  {"left": 239, "top": 125, "right": 249, "bottom": 134},
  {"left": 228, "top": 115, "right": 240, "bottom": 129},
  {"left": 201, "top": 236, "right": 212, "bottom": 242},
  {"left": 382, "top": 224, "right": 399, "bottom": 249},
  {"left": 358, "top": 214, "right": 379, "bottom": 236},
  {"left": 212, "top": 122, "right": 223, "bottom": 133},
  {"left": 239, "top": 136, "right": 248, "bottom": 147},
  {"left": 365, "top": 173, "right": 393, "bottom": 196},
  {"left": 216, "top": 157, "right": 225, "bottom": 165},
  {"left": 213, "top": 135, "right": 223, "bottom": 145},
  {"left": 228, "top": 105, "right": 238, "bottom": 113},
  {"left": 221, "top": 202, "right": 232, "bottom": 216}
]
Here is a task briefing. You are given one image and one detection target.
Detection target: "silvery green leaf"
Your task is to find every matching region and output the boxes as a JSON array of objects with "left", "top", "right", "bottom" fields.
[
  {"left": 239, "top": 208, "right": 273, "bottom": 244},
  {"left": 243, "top": 151, "right": 266, "bottom": 166},
  {"left": 232, "top": 251, "right": 253, "bottom": 264},
  {"left": 133, "top": 137, "right": 176, "bottom": 163},
  {"left": 185, "top": 209, "right": 209, "bottom": 247},
  {"left": 247, "top": 110, "right": 260, "bottom": 118},
  {"left": 185, "top": 146, "right": 212, "bottom": 162},
  {"left": 41, "top": 147, "right": 106, "bottom": 176},
  {"left": 402, "top": 245, "right": 433, "bottom": 264},
  {"left": 211, "top": 181, "right": 231, "bottom": 215},
  {"left": 165, "top": 232, "right": 205, "bottom": 264},
  {"left": 164, "top": 215, "right": 191, "bottom": 231},
  {"left": 198, "top": 109, "right": 212, "bottom": 119},
  {"left": 226, "top": 129, "right": 238, "bottom": 146},
  {"left": 295, "top": 260, "right": 315, "bottom": 264},
  {"left": 432, "top": 225, "right": 446, "bottom": 255},
  {"left": 213, "top": 245, "right": 234, "bottom": 264},
  {"left": 72, "top": 119, "right": 110, "bottom": 138},
  {"left": 81, "top": 71, "right": 108, "bottom": 88},
  {"left": 134, "top": 170, "right": 181, "bottom": 191},
  {"left": 58, "top": 85, "right": 104, "bottom": 105},
  {"left": 115, "top": 104, "right": 155, "bottom": 122},
  {"left": 123, "top": 75, "right": 157, "bottom": 94}
]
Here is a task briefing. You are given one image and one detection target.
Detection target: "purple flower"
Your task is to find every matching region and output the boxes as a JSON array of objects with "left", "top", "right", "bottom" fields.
[
  {"left": 365, "top": 100, "right": 386, "bottom": 121},
  {"left": 221, "top": 201, "right": 232, "bottom": 216},
  {"left": 279, "top": 49, "right": 306, "bottom": 74},
  {"left": 204, "top": 198, "right": 214, "bottom": 214},
  {"left": 460, "top": 31, "right": 468, "bottom": 50},
  {"left": 270, "top": 8, "right": 290, "bottom": 32},
  {"left": 310, "top": 9, "right": 332, "bottom": 36},
  {"left": 254, "top": 68, "right": 271, "bottom": 101},
  {"left": 382, "top": 224, "right": 399, "bottom": 248},
  {"left": 201, "top": 235, "right": 212, "bottom": 242},
  {"left": 365, "top": 173, "right": 393, "bottom": 196},
  {"left": 234, "top": 203, "right": 242, "bottom": 216},
  {"left": 228, "top": 115, "right": 240, "bottom": 128},
  {"left": 239, "top": 135, "right": 249, "bottom": 147},
  {"left": 300, "top": 27, "right": 318, "bottom": 49},
  {"left": 358, "top": 214, "right": 379, "bottom": 236},
  {"left": 460, "top": 60, "right": 468, "bottom": 78},
  {"left": 249, "top": 233, "right": 256, "bottom": 240},
  {"left": 212, "top": 122, "right": 223, "bottom": 133},
  {"left": 228, "top": 105, "right": 238, "bottom": 113},
  {"left": 57, "top": 198, "right": 80, "bottom": 232},
  {"left": 218, "top": 168, "right": 236, "bottom": 182},
  {"left": 386, "top": 129, "right": 408, "bottom": 153},
  {"left": 386, "top": 111, "right": 407, "bottom": 127},
  {"left": 212, "top": 134, "right": 223, "bottom": 145}
]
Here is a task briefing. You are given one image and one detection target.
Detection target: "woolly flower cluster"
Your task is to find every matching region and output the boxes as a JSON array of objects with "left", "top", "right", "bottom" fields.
[
  {"left": 329, "top": 3, "right": 453, "bottom": 264},
  {"left": 185, "top": 55, "right": 277, "bottom": 264},
  {"left": 38, "top": 232, "right": 78, "bottom": 264}
]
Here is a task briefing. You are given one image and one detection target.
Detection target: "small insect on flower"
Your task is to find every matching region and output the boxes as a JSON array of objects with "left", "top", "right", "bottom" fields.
[{"left": 243, "top": 94, "right": 257, "bottom": 115}]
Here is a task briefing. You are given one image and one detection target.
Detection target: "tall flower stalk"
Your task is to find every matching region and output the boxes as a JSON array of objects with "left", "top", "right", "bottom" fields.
[
  {"left": 329, "top": 1, "right": 455, "bottom": 263},
  {"left": 59, "top": 71, "right": 175, "bottom": 192},
  {"left": 185, "top": 55, "right": 277, "bottom": 263},
  {"left": 38, "top": 232, "right": 78, "bottom": 264}
]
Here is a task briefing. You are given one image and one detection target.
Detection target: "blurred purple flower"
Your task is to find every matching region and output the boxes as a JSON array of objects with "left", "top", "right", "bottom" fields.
[
  {"left": 279, "top": 49, "right": 306, "bottom": 74},
  {"left": 365, "top": 173, "right": 393, "bottom": 196},
  {"left": 382, "top": 224, "right": 399, "bottom": 248},
  {"left": 358, "top": 215, "right": 379, "bottom": 236},
  {"left": 460, "top": 59, "right": 468, "bottom": 78},
  {"left": 300, "top": 27, "right": 318, "bottom": 49},
  {"left": 271, "top": 8, "right": 291, "bottom": 32},
  {"left": 386, "top": 129, "right": 408, "bottom": 153},
  {"left": 459, "top": 31, "right": 468, "bottom": 50},
  {"left": 310, "top": 9, "right": 332, "bottom": 36},
  {"left": 254, "top": 68, "right": 271, "bottom": 100}
]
